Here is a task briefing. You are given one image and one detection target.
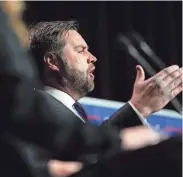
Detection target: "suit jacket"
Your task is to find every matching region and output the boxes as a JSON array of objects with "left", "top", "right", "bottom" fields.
[
  {"left": 0, "top": 4, "right": 143, "bottom": 177},
  {"left": 1, "top": 89, "right": 143, "bottom": 177},
  {"left": 0, "top": 88, "right": 143, "bottom": 177}
]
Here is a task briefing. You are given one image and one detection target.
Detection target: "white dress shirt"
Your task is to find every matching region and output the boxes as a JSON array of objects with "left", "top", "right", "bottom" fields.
[
  {"left": 44, "top": 86, "right": 86, "bottom": 123},
  {"left": 128, "top": 101, "right": 149, "bottom": 126},
  {"left": 44, "top": 86, "right": 148, "bottom": 126}
]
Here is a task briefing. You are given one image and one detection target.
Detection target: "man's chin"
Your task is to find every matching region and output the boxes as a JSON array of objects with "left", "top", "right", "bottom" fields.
[{"left": 87, "top": 81, "right": 95, "bottom": 93}]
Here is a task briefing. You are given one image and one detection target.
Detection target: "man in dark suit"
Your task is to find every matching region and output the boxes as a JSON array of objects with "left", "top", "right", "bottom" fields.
[
  {"left": 0, "top": 4, "right": 182, "bottom": 176},
  {"left": 0, "top": 5, "right": 108, "bottom": 177},
  {"left": 28, "top": 21, "right": 182, "bottom": 175},
  {"left": 0, "top": 6, "right": 167, "bottom": 177},
  {"left": 29, "top": 20, "right": 182, "bottom": 129}
]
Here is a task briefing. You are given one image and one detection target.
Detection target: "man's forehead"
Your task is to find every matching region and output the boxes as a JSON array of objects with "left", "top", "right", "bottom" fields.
[{"left": 63, "top": 30, "right": 88, "bottom": 48}]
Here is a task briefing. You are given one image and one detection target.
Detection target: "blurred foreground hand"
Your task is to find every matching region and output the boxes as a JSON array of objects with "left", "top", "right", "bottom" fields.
[
  {"left": 48, "top": 160, "right": 83, "bottom": 177},
  {"left": 120, "top": 126, "right": 168, "bottom": 150},
  {"left": 48, "top": 126, "right": 167, "bottom": 176}
]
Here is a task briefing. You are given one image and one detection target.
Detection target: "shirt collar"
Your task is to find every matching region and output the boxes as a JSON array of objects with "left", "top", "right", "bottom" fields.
[{"left": 44, "top": 86, "right": 76, "bottom": 110}]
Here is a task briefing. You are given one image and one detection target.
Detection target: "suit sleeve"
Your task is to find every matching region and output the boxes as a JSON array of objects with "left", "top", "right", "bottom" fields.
[{"left": 101, "top": 103, "right": 144, "bottom": 131}]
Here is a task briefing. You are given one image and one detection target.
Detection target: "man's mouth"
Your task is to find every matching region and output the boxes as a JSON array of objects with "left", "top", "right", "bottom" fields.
[
  {"left": 89, "top": 73, "right": 95, "bottom": 79},
  {"left": 89, "top": 67, "right": 95, "bottom": 79}
]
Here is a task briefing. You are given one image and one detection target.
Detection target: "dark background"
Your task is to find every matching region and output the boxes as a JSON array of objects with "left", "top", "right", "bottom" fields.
[{"left": 23, "top": 1, "right": 182, "bottom": 110}]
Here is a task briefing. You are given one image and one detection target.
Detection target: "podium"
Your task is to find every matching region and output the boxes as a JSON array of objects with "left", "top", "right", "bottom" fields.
[{"left": 71, "top": 135, "right": 182, "bottom": 177}]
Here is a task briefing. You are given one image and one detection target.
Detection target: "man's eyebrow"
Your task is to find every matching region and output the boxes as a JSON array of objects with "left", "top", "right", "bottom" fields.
[{"left": 74, "top": 45, "right": 89, "bottom": 50}]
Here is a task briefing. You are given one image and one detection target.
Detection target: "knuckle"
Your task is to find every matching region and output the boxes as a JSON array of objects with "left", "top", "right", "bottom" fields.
[
  {"left": 172, "top": 68, "right": 182, "bottom": 78},
  {"left": 179, "top": 82, "right": 183, "bottom": 88},
  {"left": 154, "top": 76, "right": 161, "bottom": 85},
  {"left": 172, "top": 89, "right": 178, "bottom": 96},
  {"left": 175, "top": 77, "right": 182, "bottom": 86},
  {"left": 170, "top": 90, "right": 175, "bottom": 98},
  {"left": 180, "top": 67, "right": 183, "bottom": 73},
  {"left": 156, "top": 77, "right": 166, "bottom": 88},
  {"left": 169, "top": 82, "right": 174, "bottom": 89},
  {"left": 171, "top": 85, "right": 182, "bottom": 97},
  {"left": 168, "top": 79, "right": 180, "bottom": 91},
  {"left": 177, "top": 77, "right": 182, "bottom": 85},
  {"left": 174, "top": 70, "right": 181, "bottom": 78},
  {"left": 163, "top": 67, "right": 170, "bottom": 74},
  {"left": 164, "top": 76, "right": 172, "bottom": 83},
  {"left": 159, "top": 81, "right": 166, "bottom": 88},
  {"left": 173, "top": 79, "right": 178, "bottom": 86},
  {"left": 148, "top": 82, "right": 155, "bottom": 89},
  {"left": 164, "top": 66, "right": 174, "bottom": 74},
  {"left": 149, "top": 79, "right": 156, "bottom": 86},
  {"left": 164, "top": 65, "right": 179, "bottom": 75},
  {"left": 174, "top": 79, "right": 179, "bottom": 86}
]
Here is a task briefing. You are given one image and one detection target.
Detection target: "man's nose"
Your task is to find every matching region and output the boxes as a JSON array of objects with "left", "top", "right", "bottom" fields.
[{"left": 88, "top": 52, "right": 97, "bottom": 63}]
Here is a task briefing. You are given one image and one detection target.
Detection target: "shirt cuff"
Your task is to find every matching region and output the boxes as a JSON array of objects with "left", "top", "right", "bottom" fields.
[{"left": 128, "top": 101, "right": 150, "bottom": 127}]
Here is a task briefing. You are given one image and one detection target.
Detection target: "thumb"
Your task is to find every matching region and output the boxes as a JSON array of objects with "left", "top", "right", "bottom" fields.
[{"left": 135, "top": 65, "right": 145, "bottom": 84}]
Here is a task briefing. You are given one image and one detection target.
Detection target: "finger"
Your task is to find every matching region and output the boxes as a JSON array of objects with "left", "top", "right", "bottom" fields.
[
  {"left": 171, "top": 83, "right": 183, "bottom": 98},
  {"left": 134, "top": 65, "right": 145, "bottom": 84},
  {"left": 121, "top": 126, "right": 165, "bottom": 150},
  {"left": 156, "top": 65, "right": 179, "bottom": 80},
  {"left": 165, "top": 75, "right": 183, "bottom": 92},
  {"left": 48, "top": 160, "right": 83, "bottom": 177},
  {"left": 161, "top": 68, "right": 183, "bottom": 88},
  {"left": 60, "top": 162, "right": 83, "bottom": 174}
]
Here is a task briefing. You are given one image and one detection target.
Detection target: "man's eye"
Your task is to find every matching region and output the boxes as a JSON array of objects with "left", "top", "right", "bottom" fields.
[{"left": 78, "top": 50, "right": 84, "bottom": 54}]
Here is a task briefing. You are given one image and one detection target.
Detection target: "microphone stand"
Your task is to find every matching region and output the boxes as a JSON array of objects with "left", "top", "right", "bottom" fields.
[{"left": 117, "top": 32, "right": 182, "bottom": 115}]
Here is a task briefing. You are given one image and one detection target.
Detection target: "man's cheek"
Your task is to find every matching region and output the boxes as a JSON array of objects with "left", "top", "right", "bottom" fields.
[{"left": 76, "top": 63, "right": 88, "bottom": 72}]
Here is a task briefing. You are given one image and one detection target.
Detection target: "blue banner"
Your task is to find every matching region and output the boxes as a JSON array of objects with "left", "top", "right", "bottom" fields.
[{"left": 79, "top": 97, "right": 182, "bottom": 136}]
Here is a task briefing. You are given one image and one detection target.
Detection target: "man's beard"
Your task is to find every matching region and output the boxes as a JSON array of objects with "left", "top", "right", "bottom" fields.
[{"left": 61, "top": 61, "right": 94, "bottom": 98}]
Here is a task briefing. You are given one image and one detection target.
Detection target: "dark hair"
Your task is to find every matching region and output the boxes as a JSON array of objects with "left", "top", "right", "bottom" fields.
[{"left": 29, "top": 20, "right": 79, "bottom": 79}]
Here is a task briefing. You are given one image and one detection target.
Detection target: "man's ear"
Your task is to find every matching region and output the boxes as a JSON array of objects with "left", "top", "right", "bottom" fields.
[{"left": 44, "top": 52, "right": 59, "bottom": 71}]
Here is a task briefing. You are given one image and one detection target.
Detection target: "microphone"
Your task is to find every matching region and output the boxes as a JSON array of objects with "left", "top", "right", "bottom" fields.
[
  {"left": 129, "top": 31, "right": 166, "bottom": 69},
  {"left": 116, "top": 32, "right": 182, "bottom": 115}
]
